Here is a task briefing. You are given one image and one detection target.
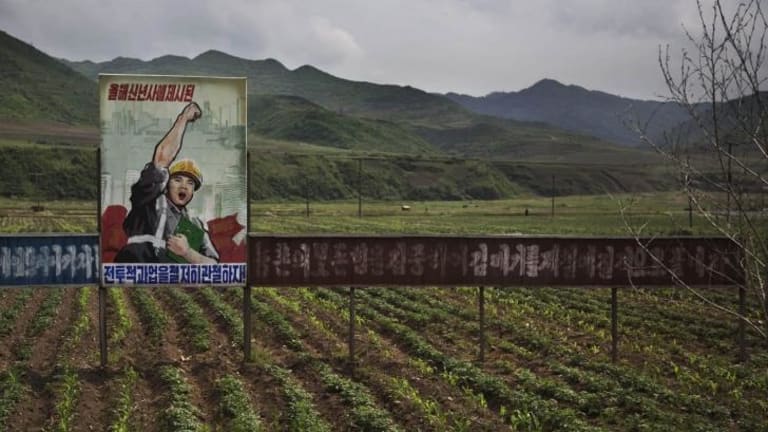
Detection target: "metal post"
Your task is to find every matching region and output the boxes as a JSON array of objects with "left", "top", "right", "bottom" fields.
[
  {"left": 738, "top": 285, "right": 747, "bottom": 362},
  {"left": 97, "top": 148, "right": 107, "bottom": 367},
  {"left": 349, "top": 287, "right": 356, "bottom": 375},
  {"left": 99, "top": 286, "right": 107, "bottom": 367},
  {"left": 244, "top": 150, "right": 253, "bottom": 363},
  {"left": 479, "top": 286, "right": 486, "bottom": 363},
  {"left": 611, "top": 287, "right": 618, "bottom": 363},
  {"left": 357, "top": 159, "right": 362, "bottom": 218}
]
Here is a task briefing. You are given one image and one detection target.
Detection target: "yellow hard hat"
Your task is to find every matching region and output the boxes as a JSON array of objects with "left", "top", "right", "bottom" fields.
[{"left": 169, "top": 158, "right": 203, "bottom": 190}]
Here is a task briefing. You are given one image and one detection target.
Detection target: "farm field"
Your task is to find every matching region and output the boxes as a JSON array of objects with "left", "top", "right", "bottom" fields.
[{"left": 0, "top": 194, "right": 767, "bottom": 431}]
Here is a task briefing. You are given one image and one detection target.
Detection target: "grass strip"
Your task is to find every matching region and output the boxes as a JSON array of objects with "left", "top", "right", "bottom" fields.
[
  {"left": 215, "top": 374, "right": 262, "bottom": 432},
  {"left": 166, "top": 288, "right": 210, "bottom": 352},
  {"left": 263, "top": 364, "right": 332, "bottom": 432},
  {"left": 158, "top": 366, "right": 205, "bottom": 432},
  {"left": 200, "top": 287, "right": 243, "bottom": 348},
  {"left": 0, "top": 289, "right": 33, "bottom": 336},
  {"left": 49, "top": 287, "right": 91, "bottom": 432},
  {"left": 108, "top": 366, "right": 138, "bottom": 432},
  {"left": 130, "top": 288, "right": 169, "bottom": 344},
  {"left": 108, "top": 288, "right": 132, "bottom": 345},
  {"left": 0, "top": 367, "right": 24, "bottom": 430}
]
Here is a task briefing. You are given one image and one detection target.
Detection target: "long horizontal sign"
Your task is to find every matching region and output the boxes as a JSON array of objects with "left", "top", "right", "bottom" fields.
[
  {"left": 1, "top": 234, "right": 99, "bottom": 286},
  {"left": 1, "top": 234, "right": 742, "bottom": 287},
  {"left": 249, "top": 235, "right": 741, "bottom": 287}
]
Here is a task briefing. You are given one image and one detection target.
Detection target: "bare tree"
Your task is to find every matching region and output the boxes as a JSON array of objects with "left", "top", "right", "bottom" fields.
[{"left": 634, "top": 0, "right": 768, "bottom": 345}]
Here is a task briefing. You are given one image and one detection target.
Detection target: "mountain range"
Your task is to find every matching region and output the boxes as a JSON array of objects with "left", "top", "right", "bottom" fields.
[
  {"left": 0, "top": 28, "right": 694, "bottom": 200},
  {"left": 446, "top": 79, "right": 693, "bottom": 147}
]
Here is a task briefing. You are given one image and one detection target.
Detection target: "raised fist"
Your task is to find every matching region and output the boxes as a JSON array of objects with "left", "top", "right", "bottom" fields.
[{"left": 180, "top": 102, "right": 202, "bottom": 122}]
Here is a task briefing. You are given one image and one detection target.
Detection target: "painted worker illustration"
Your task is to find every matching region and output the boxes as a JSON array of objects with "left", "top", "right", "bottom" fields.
[{"left": 114, "top": 102, "right": 220, "bottom": 264}]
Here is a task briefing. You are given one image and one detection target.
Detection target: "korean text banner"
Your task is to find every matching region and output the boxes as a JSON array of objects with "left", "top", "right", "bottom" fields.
[
  {"left": 99, "top": 75, "right": 247, "bottom": 286},
  {"left": 0, "top": 235, "right": 99, "bottom": 286}
]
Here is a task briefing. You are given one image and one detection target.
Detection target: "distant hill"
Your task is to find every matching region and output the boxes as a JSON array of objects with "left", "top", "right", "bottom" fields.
[
  {"left": 446, "top": 79, "right": 697, "bottom": 147},
  {"left": 0, "top": 29, "right": 680, "bottom": 199},
  {"left": 0, "top": 30, "right": 97, "bottom": 124},
  {"left": 64, "top": 50, "right": 470, "bottom": 127},
  {"left": 248, "top": 94, "right": 436, "bottom": 154},
  {"left": 63, "top": 50, "right": 654, "bottom": 162}
]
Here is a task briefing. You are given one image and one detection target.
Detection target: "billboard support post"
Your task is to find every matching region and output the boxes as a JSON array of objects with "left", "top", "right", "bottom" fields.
[
  {"left": 97, "top": 147, "right": 108, "bottom": 367},
  {"left": 244, "top": 150, "right": 252, "bottom": 363}
]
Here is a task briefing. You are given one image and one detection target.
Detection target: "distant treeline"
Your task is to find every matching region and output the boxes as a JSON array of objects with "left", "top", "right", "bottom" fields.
[{"left": 1, "top": 146, "right": 679, "bottom": 201}]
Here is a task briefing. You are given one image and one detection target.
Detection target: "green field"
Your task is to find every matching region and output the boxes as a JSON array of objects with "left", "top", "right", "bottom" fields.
[
  {"left": 0, "top": 194, "right": 766, "bottom": 431},
  {"left": 251, "top": 192, "right": 712, "bottom": 236}
]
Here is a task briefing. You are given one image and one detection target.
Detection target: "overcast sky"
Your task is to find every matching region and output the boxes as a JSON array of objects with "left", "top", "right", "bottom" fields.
[{"left": 0, "top": 0, "right": 735, "bottom": 100}]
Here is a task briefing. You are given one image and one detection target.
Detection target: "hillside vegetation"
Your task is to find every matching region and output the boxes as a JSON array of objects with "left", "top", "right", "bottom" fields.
[
  {"left": 0, "top": 31, "right": 96, "bottom": 124},
  {"left": 248, "top": 95, "right": 436, "bottom": 154},
  {"left": 0, "top": 30, "right": 680, "bottom": 200},
  {"left": 64, "top": 50, "right": 658, "bottom": 162}
]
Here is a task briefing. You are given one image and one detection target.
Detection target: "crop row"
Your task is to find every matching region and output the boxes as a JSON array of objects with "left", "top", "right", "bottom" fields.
[{"left": 392, "top": 286, "right": 767, "bottom": 430}]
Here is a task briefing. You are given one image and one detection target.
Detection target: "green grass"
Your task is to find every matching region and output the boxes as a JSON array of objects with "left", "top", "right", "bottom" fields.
[{"left": 251, "top": 192, "right": 719, "bottom": 236}]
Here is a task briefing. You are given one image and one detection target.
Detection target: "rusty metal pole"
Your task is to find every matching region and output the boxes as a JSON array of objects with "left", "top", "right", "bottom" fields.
[
  {"left": 611, "top": 287, "right": 618, "bottom": 363},
  {"left": 738, "top": 285, "right": 747, "bottom": 362},
  {"left": 349, "top": 286, "right": 357, "bottom": 375},
  {"left": 479, "top": 286, "right": 486, "bottom": 364}
]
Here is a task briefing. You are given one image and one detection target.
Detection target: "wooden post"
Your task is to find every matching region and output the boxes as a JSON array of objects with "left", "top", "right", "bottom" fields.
[
  {"left": 611, "top": 287, "right": 618, "bottom": 363},
  {"left": 349, "top": 287, "right": 356, "bottom": 375},
  {"left": 479, "top": 286, "right": 486, "bottom": 364},
  {"left": 738, "top": 285, "right": 747, "bottom": 362}
]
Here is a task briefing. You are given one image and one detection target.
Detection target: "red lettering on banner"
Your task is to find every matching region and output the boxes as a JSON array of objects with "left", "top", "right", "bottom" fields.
[
  {"left": 107, "top": 83, "right": 196, "bottom": 102},
  {"left": 154, "top": 84, "right": 167, "bottom": 101},
  {"left": 183, "top": 84, "right": 195, "bottom": 101},
  {"left": 117, "top": 84, "right": 129, "bottom": 101},
  {"left": 108, "top": 84, "right": 119, "bottom": 100}
]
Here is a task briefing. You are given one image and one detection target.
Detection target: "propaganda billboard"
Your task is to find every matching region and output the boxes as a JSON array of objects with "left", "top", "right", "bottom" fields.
[{"left": 99, "top": 75, "right": 247, "bottom": 286}]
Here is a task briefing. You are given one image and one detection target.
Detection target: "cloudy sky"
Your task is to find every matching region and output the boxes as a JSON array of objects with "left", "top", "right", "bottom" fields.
[{"left": 0, "top": 0, "right": 731, "bottom": 100}]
